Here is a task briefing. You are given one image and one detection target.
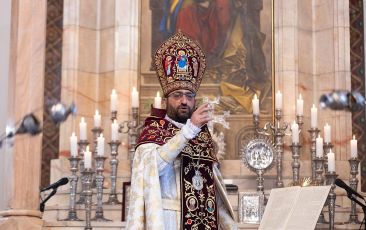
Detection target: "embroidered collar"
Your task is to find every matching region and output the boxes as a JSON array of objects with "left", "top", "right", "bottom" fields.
[{"left": 164, "top": 115, "right": 184, "bottom": 128}]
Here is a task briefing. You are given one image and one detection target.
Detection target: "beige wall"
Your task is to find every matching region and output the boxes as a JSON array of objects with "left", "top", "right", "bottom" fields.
[{"left": 59, "top": 0, "right": 140, "bottom": 164}]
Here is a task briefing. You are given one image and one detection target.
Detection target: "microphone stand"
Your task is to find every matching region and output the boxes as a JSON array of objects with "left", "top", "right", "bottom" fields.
[
  {"left": 344, "top": 192, "right": 366, "bottom": 230},
  {"left": 39, "top": 188, "right": 57, "bottom": 212}
]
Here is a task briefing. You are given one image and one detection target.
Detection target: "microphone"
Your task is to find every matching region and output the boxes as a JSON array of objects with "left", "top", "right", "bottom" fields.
[
  {"left": 319, "top": 90, "right": 365, "bottom": 111},
  {"left": 50, "top": 102, "right": 77, "bottom": 124},
  {"left": 41, "top": 177, "right": 69, "bottom": 192},
  {"left": 335, "top": 178, "right": 365, "bottom": 201}
]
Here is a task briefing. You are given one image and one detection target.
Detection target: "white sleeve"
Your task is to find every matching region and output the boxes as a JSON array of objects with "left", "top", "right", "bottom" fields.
[{"left": 136, "top": 120, "right": 201, "bottom": 174}]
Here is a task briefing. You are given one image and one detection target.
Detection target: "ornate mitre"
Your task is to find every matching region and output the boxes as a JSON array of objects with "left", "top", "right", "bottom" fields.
[{"left": 154, "top": 31, "right": 206, "bottom": 97}]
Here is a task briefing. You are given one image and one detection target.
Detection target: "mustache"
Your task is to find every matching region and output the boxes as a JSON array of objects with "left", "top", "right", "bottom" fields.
[{"left": 177, "top": 105, "right": 189, "bottom": 109}]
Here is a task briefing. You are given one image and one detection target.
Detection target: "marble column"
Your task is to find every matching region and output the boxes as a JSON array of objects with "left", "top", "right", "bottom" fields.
[{"left": 0, "top": 0, "right": 47, "bottom": 229}]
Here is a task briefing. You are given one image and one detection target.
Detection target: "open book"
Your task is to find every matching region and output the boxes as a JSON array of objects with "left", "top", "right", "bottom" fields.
[{"left": 259, "top": 185, "right": 331, "bottom": 230}]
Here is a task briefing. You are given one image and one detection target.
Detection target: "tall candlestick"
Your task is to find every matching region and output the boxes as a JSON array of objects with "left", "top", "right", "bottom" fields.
[
  {"left": 110, "top": 89, "right": 118, "bottom": 112},
  {"left": 296, "top": 94, "right": 304, "bottom": 115},
  {"left": 316, "top": 135, "right": 323, "bottom": 157},
  {"left": 70, "top": 132, "right": 78, "bottom": 157},
  {"left": 324, "top": 123, "right": 331, "bottom": 143},
  {"left": 79, "top": 117, "right": 87, "bottom": 140},
  {"left": 131, "top": 87, "right": 139, "bottom": 108},
  {"left": 252, "top": 94, "right": 259, "bottom": 115},
  {"left": 97, "top": 134, "right": 105, "bottom": 156},
  {"left": 350, "top": 135, "right": 357, "bottom": 158},
  {"left": 154, "top": 91, "right": 162, "bottom": 109},
  {"left": 275, "top": 90, "right": 282, "bottom": 110},
  {"left": 327, "top": 150, "right": 335, "bottom": 172},
  {"left": 94, "top": 110, "right": 101, "bottom": 127},
  {"left": 291, "top": 121, "right": 299, "bottom": 144},
  {"left": 111, "top": 119, "right": 119, "bottom": 141},
  {"left": 84, "top": 146, "right": 92, "bottom": 168},
  {"left": 311, "top": 104, "right": 317, "bottom": 128}
]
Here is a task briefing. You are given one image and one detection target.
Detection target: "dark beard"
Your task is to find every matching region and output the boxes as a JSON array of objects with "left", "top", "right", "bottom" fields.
[{"left": 166, "top": 104, "right": 194, "bottom": 123}]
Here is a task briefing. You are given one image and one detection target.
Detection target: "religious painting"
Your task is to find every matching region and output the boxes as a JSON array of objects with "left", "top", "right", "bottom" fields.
[
  {"left": 238, "top": 192, "right": 265, "bottom": 224},
  {"left": 121, "top": 181, "right": 131, "bottom": 222},
  {"left": 140, "top": 0, "right": 274, "bottom": 159}
]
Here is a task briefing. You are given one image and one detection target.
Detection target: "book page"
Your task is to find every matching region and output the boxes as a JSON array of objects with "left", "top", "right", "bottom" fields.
[
  {"left": 259, "top": 186, "right": 301, "bottom": 230},
  {"left": 285, "top": 186, "right": 331, "bottom": 230}
]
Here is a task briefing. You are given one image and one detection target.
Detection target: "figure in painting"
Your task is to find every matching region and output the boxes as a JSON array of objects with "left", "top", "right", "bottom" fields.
[
  {"left": 164, "top": 55, "right": 173, "bottom": 75},
  {"left": 151, "top": 0, "right": 271, "bottom": 114},
  {"left": 176, "top": 50, "right": 188, "bottom": 72}
]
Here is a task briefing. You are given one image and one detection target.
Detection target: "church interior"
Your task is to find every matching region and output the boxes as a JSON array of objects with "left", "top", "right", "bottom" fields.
[{"left": 0, "top": 0, "right": 366, "bottom": 229}]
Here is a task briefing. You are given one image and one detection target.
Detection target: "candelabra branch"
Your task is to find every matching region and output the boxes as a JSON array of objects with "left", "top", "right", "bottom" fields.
[
  {"left": 81, "top": 168, "right": 94, "bottom": 230},
  {"left": 62, "top": 156, "right": 82, "bottom": 221},
  {"left": 92, "top": 156, "right": 111, "bottom": 222},
  {"left": 346, "top": 157, "right": 361, "bottom": 224},
  {"left": 291, "top": 143, "right": 301, "bottom": 185},
  {"left": 326, "top": 172, "right": 338, "bottom": 230},
  {"left": 252, "top": 108, "right": 289, "bottom": 188},
  {"left": 308, "top": 128, "right": 320, "bottom": 181},
  {"left": 105, "top": 140, "right": 122, "bottom": 205},
  {"left": 76, "top": 140, "right": 89, "bottom": 204}
]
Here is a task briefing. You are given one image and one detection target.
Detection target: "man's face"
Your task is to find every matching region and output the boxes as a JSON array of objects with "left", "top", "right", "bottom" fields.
[{"left": 166, "top": 89, "right": 196, "bottom": 123}]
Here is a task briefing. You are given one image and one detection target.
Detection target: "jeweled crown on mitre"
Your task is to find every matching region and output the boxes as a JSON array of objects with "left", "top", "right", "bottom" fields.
[{"left": 154, "top": 31, "right": 206, "bottom": 97}]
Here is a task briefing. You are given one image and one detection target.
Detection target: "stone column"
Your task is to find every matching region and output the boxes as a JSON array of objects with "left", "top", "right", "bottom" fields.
[{"left": 0, "top": 0, "right": 47, "bottom": 229}]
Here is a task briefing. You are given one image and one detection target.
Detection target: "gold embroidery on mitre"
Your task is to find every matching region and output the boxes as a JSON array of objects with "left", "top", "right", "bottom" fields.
[{"left": 154, "top": 31, "right": 206, "bottom": 96}]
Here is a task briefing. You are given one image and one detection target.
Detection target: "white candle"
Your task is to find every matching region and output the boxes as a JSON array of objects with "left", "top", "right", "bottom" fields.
[
  {"left": 110, "top": 89, "right": 118, "bottom": 112},
  {"left": 311, "top": 104, "right": 318, "bottom": 128},
  {"left": 316, "top": 135, "right": 323, "bottom": 157},
  {"left": 350, "top": 135, "right": 358, "bottom": 158},
  {"left": 70, "top": 132, "right": 78, "bottom": 157},
  {"left": 84, "top": 146, "right": 92, "bottom": 168},
  {"left": 296, "top": 94, "right": 304, "bottom": 115},
  {"left": 252, "top": 94, "right": 259, "bottom": 115},
  {"left": 327, "top": 150, "right": 335, "bottom": 172},
  {"left": 79, "top": 117, "right": 87, "bottom": 140},
  {"left": 324, "top": 123, "right": 331, "bottom": 143},
  {"left": 111, "top": 119, "right": 119, "bottom": 141},
  {"left": 131, "top": 87, "right": 139, "bottom": 108},
  {"left": 275, "top": 90, "right": 282, "bottom": 110},
  {"left": 291, "top": 121, "right": 299, "bottom": 144},
  {"left": 154, "top": 91, "right": 162, "bottom": 109},
  {"left": 94, "top": 110, "right": 101, "bottom": 127},
  {"left": 97, "top": 134, "right": 105, "bottom": 156}
]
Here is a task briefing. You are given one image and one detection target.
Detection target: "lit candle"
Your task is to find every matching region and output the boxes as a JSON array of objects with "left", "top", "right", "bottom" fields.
[
  {"left": 79, "top": 117, "right": 87, "bottom": 140},
  {"left": 252, "top": 94, "right": 259, "bottom": 115},
  {"left": 316, "top": 135, "right": 323, "bottom": 157},
  {"left": 291, "top": 121, "right": 299, "bottom": 144},
  {"left": 70, "top": 132, "right": 78, "bottom": 157},
  {"left": 327, "top": 150, "right": 335, "bottom": 172},
  {"left": 111, "top": 119, "right": 119, "bottom": 141},
  {"left": 275, "top": 90, "right": 282, "bottom": 110},
  {"left": 110, "top": 89, "right": 118, "bottom": 112},
  {"left": 154, "top": 91, "right": 162, "bottom": 109},
  {"left": 311, "top": 104, "right": 317, "bottom": 128},
  {"left": 324, "top": 123, "right": 331, "bottom": 143},
  {"left": 350, "top": 135, "right": 358, "bottom": 158},
  {"left": 296, "top": 94, "right": 303, "bottom": 115},
  {"left": 97, "top": 134, "right": 105, "bottom": 156},
  {"left": 131, "top": 87, "right": 139, "bottom": 108},
  {"left": 84, "top": 146, "right": 92, "bottom": 168},
  {"left": 94, "top": 110, "right": 101, "bottom": 127}
]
